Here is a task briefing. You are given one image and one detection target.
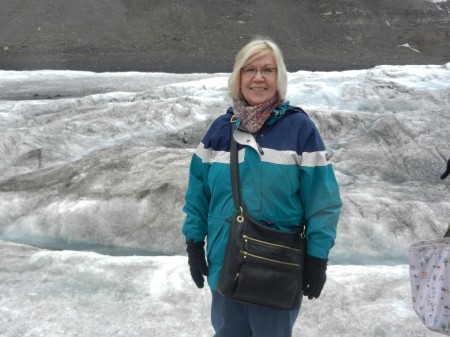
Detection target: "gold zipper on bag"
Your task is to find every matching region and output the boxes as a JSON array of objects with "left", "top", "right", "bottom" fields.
[
  {"left": 239, "top": 250, "right": 301, "bottom": 267},
  {"left": 242, "top": 234, "right": 300, "bottom": 252}
]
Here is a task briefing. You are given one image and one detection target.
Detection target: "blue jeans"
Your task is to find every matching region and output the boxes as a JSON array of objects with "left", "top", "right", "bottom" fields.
[{"left": 211, "top": 290, "right": 301, "bottom": 337}]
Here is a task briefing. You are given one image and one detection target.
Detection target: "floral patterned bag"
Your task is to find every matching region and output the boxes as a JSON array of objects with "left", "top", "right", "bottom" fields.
[{"left": 409, "top": 232, "right": 450, "bottom": 335}]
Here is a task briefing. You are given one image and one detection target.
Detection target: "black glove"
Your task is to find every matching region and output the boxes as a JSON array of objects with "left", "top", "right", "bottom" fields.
[
  {"left": 186, "top": 241, "right": 209, "bottom": 288},
  {"left": 302, "top": 255, "right": 328, "bottom": 300}
]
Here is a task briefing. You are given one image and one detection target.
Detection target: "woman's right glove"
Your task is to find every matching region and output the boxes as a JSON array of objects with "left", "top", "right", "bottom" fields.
[
  {"left": 302, "top": 255, "right": 328, "bottom": 300},
  {"left": 186, "top": 241, "right": 209, "bottom": 288}
]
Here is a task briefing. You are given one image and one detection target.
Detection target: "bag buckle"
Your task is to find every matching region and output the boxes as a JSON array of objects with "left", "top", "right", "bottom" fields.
[{"left": 236, "top": 207, "right": 244, "bottom": 223}]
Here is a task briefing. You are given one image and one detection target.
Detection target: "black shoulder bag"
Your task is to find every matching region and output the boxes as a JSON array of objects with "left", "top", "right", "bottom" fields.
[{"left": 217, "top": 120, "right": 306, "bottom": 310}]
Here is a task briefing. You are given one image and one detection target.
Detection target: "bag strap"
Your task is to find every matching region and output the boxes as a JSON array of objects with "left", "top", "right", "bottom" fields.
[{"left": 230, "top": 117, "right": 245, "bottom": 215}]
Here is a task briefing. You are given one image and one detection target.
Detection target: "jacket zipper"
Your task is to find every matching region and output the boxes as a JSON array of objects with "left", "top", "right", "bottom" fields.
[
  {"left": 253, "top": 135, "right": 264, "bottom": 155},
  {"left": 239, "top": 250, "right": 300, "bottom": 267},
  {"left": 242, "top": 234, "right": 300, "bottom": 252}
]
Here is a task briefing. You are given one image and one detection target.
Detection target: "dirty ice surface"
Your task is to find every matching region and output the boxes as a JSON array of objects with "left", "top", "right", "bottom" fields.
[{"left": 1, "top": 64, "right": 450, "bottom": 336}]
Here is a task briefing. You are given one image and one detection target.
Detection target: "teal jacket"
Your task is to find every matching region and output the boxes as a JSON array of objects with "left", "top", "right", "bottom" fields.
[{"left": 182, "top": 106, "right": 342, "bottom": 290}]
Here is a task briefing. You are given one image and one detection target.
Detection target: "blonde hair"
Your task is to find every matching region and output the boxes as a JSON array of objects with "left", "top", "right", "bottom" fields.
[{"left": 228, "top": 37, "right": 288, "bottom": 101}]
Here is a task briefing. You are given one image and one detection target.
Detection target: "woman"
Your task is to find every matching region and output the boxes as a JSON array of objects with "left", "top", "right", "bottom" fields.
[{"left": 182, "top": 38, "right": 342, "bottom": 337}]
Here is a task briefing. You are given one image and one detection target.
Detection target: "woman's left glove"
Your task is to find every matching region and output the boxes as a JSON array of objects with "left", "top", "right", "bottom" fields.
[
  {"left": 186, "top": 241, "right": 209, "bottom": 288},
  {"left": 302, "top": 255, "right": 328, "bottom": 300}
]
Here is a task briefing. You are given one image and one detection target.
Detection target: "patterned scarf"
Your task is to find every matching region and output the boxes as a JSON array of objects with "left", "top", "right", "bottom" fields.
[{"left": 233, "top": 94, "right": 289, "bottom": 133}]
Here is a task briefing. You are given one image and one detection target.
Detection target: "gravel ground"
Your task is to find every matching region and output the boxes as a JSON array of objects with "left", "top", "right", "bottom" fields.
[{"left": 0, "top": 0, "right": 449, "bottom": 72}]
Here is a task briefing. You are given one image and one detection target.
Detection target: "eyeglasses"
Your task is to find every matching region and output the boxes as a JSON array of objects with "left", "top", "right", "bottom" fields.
[{"left": 241, "top": 66, "right": 277, "bottom": 77}]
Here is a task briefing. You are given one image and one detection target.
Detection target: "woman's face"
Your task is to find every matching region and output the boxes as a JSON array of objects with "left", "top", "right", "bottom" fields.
[{"left": 240, "top": 53, "right": 278, "bottom": 106}]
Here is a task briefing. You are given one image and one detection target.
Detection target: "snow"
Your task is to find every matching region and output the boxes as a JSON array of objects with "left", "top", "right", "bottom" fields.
[
  {"left": 398, "top": 43, "right": 421, "bottom": 53},
  {"left": 0, "top": 64, "right": 449, "bottom": 336}
]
